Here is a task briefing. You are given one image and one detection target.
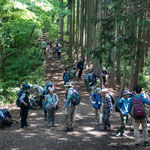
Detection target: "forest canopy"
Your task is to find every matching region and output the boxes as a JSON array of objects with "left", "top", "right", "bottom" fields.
[{"left": 0, "top": 0, "right": 150, "bottom": 103}]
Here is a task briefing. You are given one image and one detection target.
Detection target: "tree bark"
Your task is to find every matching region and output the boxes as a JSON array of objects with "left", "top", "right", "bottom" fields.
[
  {"left": 118, "top": 56, "right": 126, "bottom": 98},
  {"left": 68, "top": 0, "right": 73, "bottom": 61},
  {"left": 59, "top": 0, "right": 64, "bottom": 45}
]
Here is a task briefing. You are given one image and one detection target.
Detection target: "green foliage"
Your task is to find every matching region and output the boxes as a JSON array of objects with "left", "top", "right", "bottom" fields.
[{"left": 1, "top": 46, "right": 45, "bottom": 104}]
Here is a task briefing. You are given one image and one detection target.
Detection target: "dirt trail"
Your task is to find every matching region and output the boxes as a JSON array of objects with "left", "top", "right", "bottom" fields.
[{"left": 0, "top": 53, "right": 149, "bottom": 150}]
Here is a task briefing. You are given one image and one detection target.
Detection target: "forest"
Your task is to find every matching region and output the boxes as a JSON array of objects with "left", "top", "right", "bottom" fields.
[{"left": 0, "top": 0, "right": 150, "bottom": 103}]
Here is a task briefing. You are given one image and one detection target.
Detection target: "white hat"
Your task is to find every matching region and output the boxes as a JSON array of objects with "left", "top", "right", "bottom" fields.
[
  {"left": 101, "top": 89, "right": 108, "bottom": 94},
  {"left": 33, "top": 84, "right": 38, "bottom": 89},
  {"left": 102, "top": 67, "right": 106, "bottom": 71},
  {"left": 64, "top": 82, "right": 73, "bottom": 87}
]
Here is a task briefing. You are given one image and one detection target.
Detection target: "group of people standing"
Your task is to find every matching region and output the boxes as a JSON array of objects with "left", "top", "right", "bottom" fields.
[
  {"left": 89, "top": 84, "right": 150, "bottom": 148},
  {"left": 41, "top": 38, "right": 62, "bottom": 59},
  {"left": 17, "top": 41, "right": 150, "bottom": 148}
]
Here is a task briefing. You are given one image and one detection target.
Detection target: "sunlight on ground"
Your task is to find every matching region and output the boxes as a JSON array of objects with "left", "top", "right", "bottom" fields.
[
  {"left": 80, "top": 102, "right": 88, "bottom": 106},
  {"left": 67, "top": 131, "right": 82, "bottom": 137}
]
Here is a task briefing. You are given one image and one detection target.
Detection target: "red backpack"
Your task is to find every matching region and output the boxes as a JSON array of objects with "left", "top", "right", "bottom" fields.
[{"left": 133, "top": 97, "right": 146, "bottom": 119}]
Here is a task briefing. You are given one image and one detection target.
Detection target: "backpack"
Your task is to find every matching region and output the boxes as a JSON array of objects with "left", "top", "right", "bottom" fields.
[
  {"left": 0, "top": 109, "right": 5, "bottom": 125},
  {"left": 70, "top": 70, "right": 76, "bottom": 79},
  {"left": 93, "top": 94, "right": 101, "bottom": 109},
  {"left": 64, "top": 72, "right": 70, "bottom": 82},
  {"left": 133, "top": 97, "right": 146, "bottom": 119},
  {"left": 109, "top": 94, "right": 115, "bottom": 105},
  {"left": 16, "top": 89, "right": 25, "bottom": 107},
  {"left": 70, "top": 89, "right": 81, "bottom": 106},
  {"left": 115, "top": 100, "right": 122, "bottom": 112},
  {"left": 0, "top": 109, "right": 12, "bottom": 126}
]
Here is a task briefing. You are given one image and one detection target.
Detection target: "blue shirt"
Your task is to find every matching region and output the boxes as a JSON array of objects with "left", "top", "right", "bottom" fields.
[
  {"left": 118, "top": 97, "right": 129, "bottom": 115},
  {"left": 89, "top": 93, "right": 102, "bottom": 105},
  {"left": 128, "top": 95, "right": 150, "bottom": 114}
]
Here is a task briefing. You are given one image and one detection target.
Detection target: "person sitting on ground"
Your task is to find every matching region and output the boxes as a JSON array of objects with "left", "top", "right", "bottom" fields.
[
  {"left": 33, "top": 84, "right": 44, "bottom": 109},
  {"left": 19, "top": 84, "right": 31, "bottom": 128},
  {"left": 89, "top": 88, "right": 102, "bottom": 126},
  {"left": 128, "top": 85, "right": 150, "bottom": 148},
  {"left": 114, "top": 90, "right": 130, "bottom": 137},
  {"left": 102, "top": 67, "right": 107, "bottom": 86},
  {"left": 45, "top": 89, "right": 59, "bottom": 127},
  {"left": 63, "top": 68, "right": 70, "bottom": 85},
  {"left": 69, "top": 67, "right": 76, "bottom": 80},
  {"left": 101, "top": 89, "right": 113, "bottom": 131}
]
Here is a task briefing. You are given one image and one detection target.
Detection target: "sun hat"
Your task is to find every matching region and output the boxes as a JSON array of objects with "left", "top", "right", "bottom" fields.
[
  {"left": 33, "top": 84, "right": 38, "bottom": 89},
  {"left": 101, "top": 89, "right": 108, "bottom": 94},
  {"left": 64, "top": 82, "right": 72, "bottom": 87},
  {"left": 123, "top": 90, "right": 130, "bottom": 96},
  {"left": 96, "top": 87, "right": 101, "bottom": 92}
]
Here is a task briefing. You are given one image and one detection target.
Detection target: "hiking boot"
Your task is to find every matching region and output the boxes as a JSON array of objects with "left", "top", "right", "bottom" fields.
[
  {"left": 52, "top": 124, "right": 56, "bottom": 127},
  {"left": 144, "top": 141, "right": 150, "bottom": 147},
  {"left": 95, "top": 122, "right": 99, "bottom": 126},
  {"left": 101, "top": 127, "right": 106, "bottom": 131},
  {"left": 48, "top": 124, "right": 51, "bottom": 128},
  {"left": 70, "top": 128, "right": 74, "bottom": 131},
  {"left": 134, "top": 143, "right": 140, "bottom": 148},
  {"left": 113, "top": 133, "right": 120, "bottom": 137},
  {"left": 107, "top": 126, "right": 111, "bottom": 131},
  {"left": 120, "top": 133, "right": 127, "bottom": 137},
  {"left": 21, "top": 126, "right": 27, "bottom": 129},
  {"left": 63, "top": 128, "right": 70, "bottom": 132}
]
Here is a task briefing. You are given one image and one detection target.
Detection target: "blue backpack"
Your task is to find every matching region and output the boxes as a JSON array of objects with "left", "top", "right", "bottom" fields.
[{"left": 64, "top": 72, "right": 70, "bottom": 82}]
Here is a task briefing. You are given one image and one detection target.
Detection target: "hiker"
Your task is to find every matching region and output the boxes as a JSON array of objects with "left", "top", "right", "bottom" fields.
[
  {"left": 89, "top": 88, "right": 102, "bottom": 126},
  {"left": 63, "top": 68, "right": 70, "bottom": 85},
  {"left": 90, "top": 74, "right": 99, "bottom": 94},
  {"left": 128, "top": 85, "right": 150, "bottom": 148},
  {"left": 57, "top": 38, "right": 60, "bottom": 44},
  {"left": 42, "top": 83, "right": 54, "bottom": 120},
  {"left": 63, "top": 82, "right": 80, "bottom": 132},
  {"left": 19, "top": 84, "right": 31, "bottom": 128},
  {"left": 114, "top": 90, "right": 131, "bottom": 137},
  {"left": 102, "top": 67, "right": 107, "bottom": 86},
  {"left": 84, "top": 71, "right": 93, "bottom": 90},
  {"left": 41, "top": 39, "right": 47, "bottom": 55},
  {"left": 57, "top": 43, "right": 62, "bottom": 60},
  {"left": 101, "top": 89, "right": 113, "bottom": 130},
  {"left": 45, "top": 89, "right": 59, "bottom": 127},
  {"left": 32, "top": 84, "right": 44, "bottom": 109},
  {"left": 54, "top": 43, "right": 62, "bottom": 59},
  {"left": 77, "top": 58, "right": 84, "bottom": 79},
  {"left": 69, "top": 67, "right": 76, "bottom": 80},
  {"left": 48, "top": 42, "right": 53, "bottom": 58}
]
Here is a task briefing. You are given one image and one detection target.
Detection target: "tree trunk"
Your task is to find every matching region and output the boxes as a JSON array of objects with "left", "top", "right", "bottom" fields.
[
  {"left": 118, "top": 56, "right": 126, "bottom": 98},
  {"left": 75, "top": 0, "right": 80, "bottom": 64},
  {"left": 116, "top": 50, "right": 121, "bottom": 84},
  {"left": 68, "top": 0, "right": 73, "bottom": 61},
  {"left": 59, "top": 0, "right": 64, "bottom": 45},
  {"left": 72, "top": 0, "right": 75, "bottom": 47},
  {"left": 109, "top": 49, "right": 115, "bottom": 89}
]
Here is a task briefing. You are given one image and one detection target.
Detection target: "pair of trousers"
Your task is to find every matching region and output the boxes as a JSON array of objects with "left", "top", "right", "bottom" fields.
[
  {"left": 65, "top": 106, "right": 75, "bottom": 129},
  {"left": 47, "top": 109, "right": 55, "bottom": 125},
  {"left": 20, "top": 106, "right": 29, "bottom": 127},
  {"left": 95, "top": 108, "right": 100, "bottom": 124},
  {"left": 78, "top": 69, "right": 83, "bottom": 79},
  {"left": 133, "top": 118, "right": 148, "bottom": 144},
  {"left": 102, "top": 108, "right": 111, "bottom": 128},
  {"left": 116, "top": 114, "right": 128, "bottom": 134}
]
